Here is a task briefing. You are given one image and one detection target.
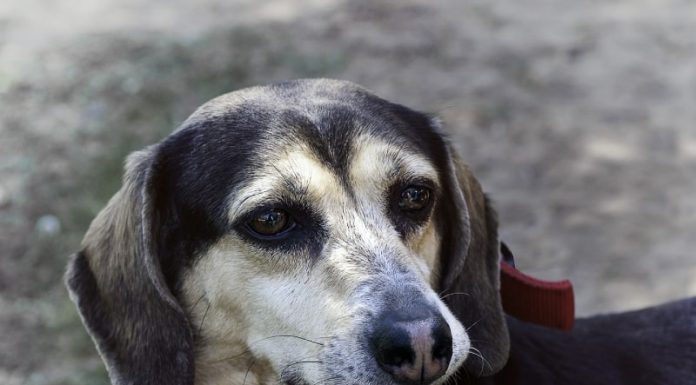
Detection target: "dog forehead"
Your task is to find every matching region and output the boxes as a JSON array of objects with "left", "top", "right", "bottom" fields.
[
  {"left": 181, "top": 79, "right": 446, "bottom": 168},
  {"left": 181, "top": 79, "right": 378, "bottom": 128}
]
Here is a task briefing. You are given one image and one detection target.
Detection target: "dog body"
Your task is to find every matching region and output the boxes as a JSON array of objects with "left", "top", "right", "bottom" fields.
[
  {"left": 66, "top": 79, "right": 695, "bottom": 385},
  {"left": 478, "top": 298, "right": 696, "bottom": 385}
]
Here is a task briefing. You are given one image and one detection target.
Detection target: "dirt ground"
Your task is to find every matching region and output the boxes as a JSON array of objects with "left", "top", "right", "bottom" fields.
[{"left": 1, "top": 0, "right": 695, "bottom": 383}]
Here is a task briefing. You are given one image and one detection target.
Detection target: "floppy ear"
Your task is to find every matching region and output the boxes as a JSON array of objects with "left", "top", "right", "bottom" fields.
[
  {"left": 437, "top": 144, "right": 510, "bottom": 376},
  {"left": 65, "top": 147, "right": 194, "bottom": 385}
]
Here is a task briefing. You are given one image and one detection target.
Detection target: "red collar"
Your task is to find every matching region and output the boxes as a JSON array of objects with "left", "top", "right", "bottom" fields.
[{"left": 499, "top": 243, "right": 575, "bottom": 330}]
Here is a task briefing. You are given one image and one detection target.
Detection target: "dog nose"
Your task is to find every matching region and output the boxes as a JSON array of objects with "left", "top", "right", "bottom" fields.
[{"left": 370, "top": 313, "right": 453, "bottom": 385}]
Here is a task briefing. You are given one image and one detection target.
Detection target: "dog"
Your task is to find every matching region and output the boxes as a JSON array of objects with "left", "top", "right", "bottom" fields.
[{"left": 65, "top": 79, "right": 696, "bottom": 385}]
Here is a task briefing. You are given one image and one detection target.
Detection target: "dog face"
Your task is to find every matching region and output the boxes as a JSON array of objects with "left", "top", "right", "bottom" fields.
[{"left": 66, "top": 79, "right": 509, "bottom": 385}]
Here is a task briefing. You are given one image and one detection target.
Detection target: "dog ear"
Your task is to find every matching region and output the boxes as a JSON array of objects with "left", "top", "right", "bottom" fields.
[
  {"left": 65, "top": 147, "right": 194, "bottom": 385},
  {"left": 437, "top": 144, "right": 510, "bottom": 376}
]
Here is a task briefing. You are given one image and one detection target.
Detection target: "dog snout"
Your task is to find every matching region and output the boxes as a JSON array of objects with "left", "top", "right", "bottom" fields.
[{"left": 370, "top": 311, "right": 453, "bottom": 385}]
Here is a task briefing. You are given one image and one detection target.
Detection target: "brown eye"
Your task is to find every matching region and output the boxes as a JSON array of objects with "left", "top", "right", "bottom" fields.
[
  {"left": 248, "top": 209, "right": 292, "bottom": 236},
  {"left": 398, "top": 186, "right": 432, "bottom": 211}
]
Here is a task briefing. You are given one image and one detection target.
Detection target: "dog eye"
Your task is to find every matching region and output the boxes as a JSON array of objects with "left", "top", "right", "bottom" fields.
[
  {"left": 398, "top": 186, "right": 432, "bottom": 211},
  {"left": 247, "top": 209, "right": 294, "bottom": 237}
]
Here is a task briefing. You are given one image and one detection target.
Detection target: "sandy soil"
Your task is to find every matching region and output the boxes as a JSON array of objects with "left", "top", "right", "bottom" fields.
[{"left": 1, "top": 0, "right": 695, "bottom": 383}]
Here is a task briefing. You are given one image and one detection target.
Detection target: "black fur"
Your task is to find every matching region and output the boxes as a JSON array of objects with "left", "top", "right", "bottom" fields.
[{"left": 470, "top": 298, "right": 696, "bottom": 385}]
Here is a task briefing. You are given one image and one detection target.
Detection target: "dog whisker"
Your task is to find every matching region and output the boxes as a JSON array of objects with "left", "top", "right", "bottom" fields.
[
  {"left": 191, "top": 293, "right": 207, "bottom": 309},
  {"left": 280, "top": 358, "right": 322, "bottom": 376},
  {"left": 439, "top": 291, "right": 471, "bottom": 300},
  {"left": 264, "top": 334, "right": 324, "bottom": 346},
  {"left": 213, "top": 334, "right": 325, "bottom": 364},
  {"left": 198, "top": 301, "right": 211, "bottom": 336},
  {"left": 468, "top": 345, "right": 493, "bottom": 377},
  {"left": 311, "top": 375, "right": 342, "bottom": 385},
  {"left": 465, "top": 317, "right": 484, "bottom": 332},
  {"left": 242, "top": 357, "right": 256, "bottom": 385}
]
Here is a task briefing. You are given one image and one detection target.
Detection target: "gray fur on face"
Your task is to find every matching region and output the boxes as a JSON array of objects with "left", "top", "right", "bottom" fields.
[{"left": 65, "top": 79, "right": 509, "bottom": 385}]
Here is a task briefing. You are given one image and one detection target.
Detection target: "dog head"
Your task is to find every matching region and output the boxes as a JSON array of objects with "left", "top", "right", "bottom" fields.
[{"left": 66, "top": 79, "right": 509, "bottom": 385}]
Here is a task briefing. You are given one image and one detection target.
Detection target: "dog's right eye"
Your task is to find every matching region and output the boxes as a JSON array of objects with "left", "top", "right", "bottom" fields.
[
  {"left": 246, "top": 209, "right": 295, "bottom": 238},
  {"left": 398, "top": 186, "right": 432, "bottom": 212}
]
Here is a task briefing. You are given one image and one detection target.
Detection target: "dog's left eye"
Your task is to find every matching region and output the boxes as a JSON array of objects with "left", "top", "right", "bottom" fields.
[
  {"left": 398, "top": 186, "right": 432, "bottom": 211},
  {"left": 246, "top": 209, "right": 296, "bottom": 237}
]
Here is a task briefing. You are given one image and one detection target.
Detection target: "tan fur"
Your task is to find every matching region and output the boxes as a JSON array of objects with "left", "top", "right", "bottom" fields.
[{"left": 180, "top": 135, "right": 468, "bottom": 384}]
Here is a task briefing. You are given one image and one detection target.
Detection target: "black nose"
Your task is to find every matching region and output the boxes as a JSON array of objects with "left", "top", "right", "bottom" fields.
[{"left": 370, "top": 312, "right": 453, "bottom": 385}]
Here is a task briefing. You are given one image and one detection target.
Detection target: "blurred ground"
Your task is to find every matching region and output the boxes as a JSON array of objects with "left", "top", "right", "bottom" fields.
[{"left": 1, "top": 0, "right": 695, "bottom": 383}]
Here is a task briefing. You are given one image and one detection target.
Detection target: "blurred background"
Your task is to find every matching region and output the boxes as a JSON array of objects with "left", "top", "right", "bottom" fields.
[{"left": 1, "top": 0, "right": 695, "bottom": 383}]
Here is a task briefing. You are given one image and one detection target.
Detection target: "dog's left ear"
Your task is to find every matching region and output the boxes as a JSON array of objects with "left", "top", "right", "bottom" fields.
[
  {"left": 65, "top": 147, "right": 194, "bottom": 385},
  {"left": 437, "top": 142, "right": 510, "bottom": 376}
]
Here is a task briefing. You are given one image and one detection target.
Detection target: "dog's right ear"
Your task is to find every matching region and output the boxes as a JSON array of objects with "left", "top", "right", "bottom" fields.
[
  {"left": 65, "top": 147, "right": 194, "bottom": 385},
  {"left": 437, "top": 144, "right": 510, "bottom": 377}
]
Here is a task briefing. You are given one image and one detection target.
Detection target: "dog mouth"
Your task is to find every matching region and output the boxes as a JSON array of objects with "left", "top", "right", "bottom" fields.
[{"left": 282, "top": 372, "right": 454, "bottom": 385}]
